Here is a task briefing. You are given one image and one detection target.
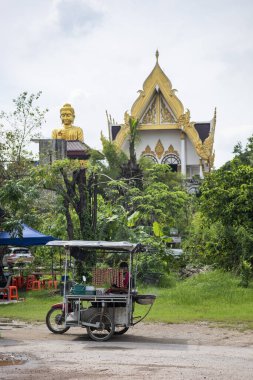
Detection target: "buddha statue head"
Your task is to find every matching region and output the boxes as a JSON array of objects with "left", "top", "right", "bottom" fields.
[{"left": 60, "top": 103, "right": 75, "bottom": 127}]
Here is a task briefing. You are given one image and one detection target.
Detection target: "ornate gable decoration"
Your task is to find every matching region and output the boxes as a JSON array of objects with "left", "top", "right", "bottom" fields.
[
  {"left": 160, "top": 95, "right": 176, "bottom": 123},
  {"left": 141, "top": 95, "right": 157, "bottom": 124},
  {"left": 131, "top": 52, "right": 184, "bottom": 122},
  {"left": 140, "top": 92, "right": 176, "bottom": 125}
]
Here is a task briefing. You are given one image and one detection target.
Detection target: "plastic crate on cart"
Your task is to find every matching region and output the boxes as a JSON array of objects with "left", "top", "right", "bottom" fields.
[{"left": 70, "top": 284, "right": 86, "bottom": 295}]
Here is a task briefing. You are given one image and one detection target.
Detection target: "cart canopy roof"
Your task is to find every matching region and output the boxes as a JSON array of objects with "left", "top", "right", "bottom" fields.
[{"left": 46, "top": 240, "right": 145, "bottom": 253}]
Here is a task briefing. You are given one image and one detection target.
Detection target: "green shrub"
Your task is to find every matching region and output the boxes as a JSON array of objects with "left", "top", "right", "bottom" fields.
[{"left": 239, "top": 260, "right": 252, "bottom": 288}]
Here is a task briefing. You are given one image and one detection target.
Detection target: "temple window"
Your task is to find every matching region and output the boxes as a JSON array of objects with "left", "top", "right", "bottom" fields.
[
  {"left": 142, "top": 154, "right": 158, "bottom": 163},
  {"left": 161, "top": 154, "right": 181, "bottom": 172}
]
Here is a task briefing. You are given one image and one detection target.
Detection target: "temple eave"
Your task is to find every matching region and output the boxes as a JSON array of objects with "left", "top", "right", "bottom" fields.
[{"left": 138, "top": 123, "right": 179, "bottom": 131}]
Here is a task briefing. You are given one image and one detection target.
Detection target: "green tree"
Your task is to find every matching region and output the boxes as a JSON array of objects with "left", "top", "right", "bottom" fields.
[
  {"left": 0, "top": 91, "right": 48, "bottom": 168},
  {"left": 0, "top": 92, "right": 48, "bottom": 230},
  {"left": 34, "top": 159, "right": 97, "bottom": 240},
  {"left": 0, "top": 177, "right": 39, "bottom": 233},
  {"left": 121, "top": 117, "right": 143, "bottom": 188},
  {"left": 200, "top": 164, "right": 253, "bottom": 229},
  {"left": 184, "top": 153, "right": 253, "bottom": 272},
  {"left": 94, "top": 134, "right": 128, "bottom": 180},
  {"left": 233, "top": 134, "right": 253, "bottom": 167}
]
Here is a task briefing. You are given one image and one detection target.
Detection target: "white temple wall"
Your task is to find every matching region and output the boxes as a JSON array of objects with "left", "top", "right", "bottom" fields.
[
  {"left": 122, "top": 130, "right": 199, "bottom": 163},
  {"left": 135, "top": 130, "right": 182, "bottom": 160},
  {"left": 185, "top": 135, "right": 199, "bottom": 164},
  {"left": 120, "top": 128, "right": 202, "bottom": 178}
]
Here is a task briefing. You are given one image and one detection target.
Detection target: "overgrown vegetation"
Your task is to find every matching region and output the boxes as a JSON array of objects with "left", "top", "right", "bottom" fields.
[
  {"left": 183, "top": 136, "right": 253, "bottom": 283},
  {"left": 1, "top": 92, "right": 253, "bottom": 289},
  {"left": 1, "top": 271, "right": 253, "bottom": 328}
]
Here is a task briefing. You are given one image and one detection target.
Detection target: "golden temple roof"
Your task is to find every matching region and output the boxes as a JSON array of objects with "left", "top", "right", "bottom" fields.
[{"left": 113, "top": 52, "right": 215, "bottom": 166}]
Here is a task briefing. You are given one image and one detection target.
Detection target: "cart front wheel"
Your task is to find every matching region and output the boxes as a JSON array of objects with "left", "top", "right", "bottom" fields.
[
  {"left": 46, "top": 308, "right": 70, "bottom": 334},
  {"left": 114, "top": 326, "right": 129, "bottom": 335},
  {"left": 87, "top": 312, "right": 114, "bottom": 342}
]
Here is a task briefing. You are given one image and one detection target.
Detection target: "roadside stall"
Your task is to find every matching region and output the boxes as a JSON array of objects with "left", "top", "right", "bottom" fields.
[
  {"left": 45, "top": 240, "right": 156, "bottom": 341},
  {"left": 0, "top": 224, "right": 58, "bottom": 301}
]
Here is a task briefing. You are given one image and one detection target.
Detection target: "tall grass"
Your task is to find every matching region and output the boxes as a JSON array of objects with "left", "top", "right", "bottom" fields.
[
  {"left": 1, "top": 270, "right": 253, "bottom": 328},
  {"left": 143, "top": 270, "right": 253, "bottom": 325}
]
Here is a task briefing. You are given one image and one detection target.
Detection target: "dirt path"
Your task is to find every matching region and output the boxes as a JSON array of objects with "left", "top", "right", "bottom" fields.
[{"left": 0, "top": 319, "right": 253, "bottom": 379}]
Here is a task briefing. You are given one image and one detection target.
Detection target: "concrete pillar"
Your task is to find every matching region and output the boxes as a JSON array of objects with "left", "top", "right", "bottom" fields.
[
  {"left": 180, "top": 132, "right": 186, "bottom": 176},
  {"left": 199, "top": 159, "right": 204, "bottom": 179},
  {"left": 32, "top": 139, "right": 67, "bottom": 165}
]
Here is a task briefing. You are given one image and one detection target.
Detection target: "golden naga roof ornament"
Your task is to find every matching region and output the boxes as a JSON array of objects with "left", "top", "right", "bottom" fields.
[
  {"left": 174, "top": 103, "right": 215, "bottom": 167},
  {"left": 198, "top": 107, "right": 216, "bottom": 165},
  {"left": 177, "top": 108, "right": 215, "bottom": 163},
  {"left": 124, "top": 111, "right": 130, "bottom": 125},
  {"left": 210, "top": 107, "right": 217, "bottom": 138},
  {"left": 177, "top": 109, "right": 191, "bottom": 129}
]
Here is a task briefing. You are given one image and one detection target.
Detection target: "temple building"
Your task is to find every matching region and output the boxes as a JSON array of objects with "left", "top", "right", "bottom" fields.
[{"left": 109, "top": 52, "right": 216, "bottom": 193}]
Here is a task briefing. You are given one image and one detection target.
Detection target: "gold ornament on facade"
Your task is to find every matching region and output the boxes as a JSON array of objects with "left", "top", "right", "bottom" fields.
[
  {"left": 195, "top": 139, "right": 212, "bottom": 161},
  {"left": 213, "top": 107, "right": 217, "bottom": 129},
  {"left": 169, "top": 88, "right": 178, "bottom": 97},
  {"left": 137, "top": 89, "right": 145, "bottom": 98},
  {"left": 160, "top": 96, "right": 175, "bottom": 123},
  {"left": 177, "top": 109, "right": 213, "bottom": 162},
  {"left": 177, "top": 109, "right": 191, "bottom": 130},
  {"left": 164, "top": 144, "right": 179, "bottom": 157},
  {"left": 155, "top": 139, "right": 164, "bottom": 159},
  {"left": 142, "top": 145, "right": 155, "bottom": 156},
  {"left": 124, "top": 111, "right": 130, "bottom": 125},
  {"left": 142, "top": 97, "right": 156, "bottom": 124},
  {"left": 155, "top": 49, "right": 159, "bottom": 63}
]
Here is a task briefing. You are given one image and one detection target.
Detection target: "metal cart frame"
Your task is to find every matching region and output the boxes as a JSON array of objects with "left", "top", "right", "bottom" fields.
[{"left": 46, "top": 240, "right": 156, "bottom": 341}]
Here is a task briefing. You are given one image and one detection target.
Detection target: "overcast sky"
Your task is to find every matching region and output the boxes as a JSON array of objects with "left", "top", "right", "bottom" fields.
[{"left": 1, "top": 0, "right": 252, "bottom": 168}]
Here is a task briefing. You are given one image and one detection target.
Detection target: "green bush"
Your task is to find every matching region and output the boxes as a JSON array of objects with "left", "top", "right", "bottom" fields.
[{"left": 239, "top": 260, "right": 252, "bottom": 288}]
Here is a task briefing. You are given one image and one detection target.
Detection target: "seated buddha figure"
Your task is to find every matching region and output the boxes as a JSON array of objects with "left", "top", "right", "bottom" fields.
[{"left": 52, "top": 103, "right": 84, "bottom": 142}]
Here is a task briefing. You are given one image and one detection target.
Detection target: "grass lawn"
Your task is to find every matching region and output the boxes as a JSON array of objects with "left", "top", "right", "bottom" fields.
[
  {"left": 1, "top": 270, "right": 253, "bottom": 329},
  {"left": 143, "top": 270, "right": 253, "bottom": 329}
]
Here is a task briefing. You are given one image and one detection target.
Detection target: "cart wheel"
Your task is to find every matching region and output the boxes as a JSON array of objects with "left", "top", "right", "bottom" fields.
[
  {"left": 87, "top": 312, "right": 114, "bottom": 342},
  {"left": 46, "top": 308, "right": 70, "bottom": 334},
  {"left": 114, "top": 326, "right": 129, "bottom": 335}
]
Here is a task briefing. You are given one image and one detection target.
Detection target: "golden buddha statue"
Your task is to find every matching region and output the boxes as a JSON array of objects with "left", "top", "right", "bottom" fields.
[{"left": 52, "top": 103, "right": 84, "bottom": 142}]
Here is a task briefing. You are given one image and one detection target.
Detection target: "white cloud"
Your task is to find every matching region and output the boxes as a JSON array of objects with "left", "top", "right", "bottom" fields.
[{"left": 51, "top": 0, "right": 103, "bottom": 36}]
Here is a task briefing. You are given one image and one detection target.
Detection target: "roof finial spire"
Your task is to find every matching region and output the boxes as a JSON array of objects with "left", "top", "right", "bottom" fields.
[{"left": 155, "top": 49, "right": 159, "bottom": 63}]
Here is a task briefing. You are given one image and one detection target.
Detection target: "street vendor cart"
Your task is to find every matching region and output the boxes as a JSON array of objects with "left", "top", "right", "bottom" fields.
[{"left": 45, "top": 240, "right": 156, "bottom": 342}]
